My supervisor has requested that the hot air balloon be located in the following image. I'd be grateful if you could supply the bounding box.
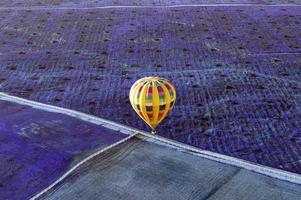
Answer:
[129,77,176,134]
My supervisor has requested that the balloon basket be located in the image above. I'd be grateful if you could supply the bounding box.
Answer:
[151,130,157,135]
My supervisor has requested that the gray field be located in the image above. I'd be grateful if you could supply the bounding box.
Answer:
[40,137,301,200]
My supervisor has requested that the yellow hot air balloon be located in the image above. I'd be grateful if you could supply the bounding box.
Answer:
[129,77,176,134]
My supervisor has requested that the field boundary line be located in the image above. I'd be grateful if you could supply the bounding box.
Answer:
[0,4,300,10]
[1,92,301,188]
[29,133,138,200]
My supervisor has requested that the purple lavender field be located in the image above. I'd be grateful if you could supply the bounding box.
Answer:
[0,0,301,179]
[0,100,126,199]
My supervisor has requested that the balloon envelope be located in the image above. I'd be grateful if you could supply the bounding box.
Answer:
[129,77,176,132]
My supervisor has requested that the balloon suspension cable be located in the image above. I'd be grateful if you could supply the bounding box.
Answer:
[151,129,157,135]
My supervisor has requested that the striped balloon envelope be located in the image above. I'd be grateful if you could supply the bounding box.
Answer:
[129,77,176,134]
